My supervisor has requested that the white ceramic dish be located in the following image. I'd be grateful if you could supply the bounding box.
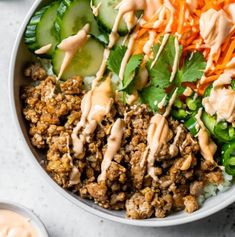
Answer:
[9,0,235,227]
[0,201,48,236]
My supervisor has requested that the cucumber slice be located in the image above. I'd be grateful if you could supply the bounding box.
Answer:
[92,0,129,36]
[55,0,100,40]
[52,37,104,80]
[201,111,216,135]
[24,1,60,58]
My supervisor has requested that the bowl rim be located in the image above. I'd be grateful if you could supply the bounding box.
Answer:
[0,200,48,236]
[8,0,235,227]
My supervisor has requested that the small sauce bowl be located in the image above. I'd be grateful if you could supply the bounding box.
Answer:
[0,201,48,237]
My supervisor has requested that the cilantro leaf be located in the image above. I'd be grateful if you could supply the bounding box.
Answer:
[107,45,127,75]
[177,52,206,84]
[148,36,182,89]
[140,86,167,111]
[120,54,144,91]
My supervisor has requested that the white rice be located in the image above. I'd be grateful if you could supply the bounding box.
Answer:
[198,166,233,206]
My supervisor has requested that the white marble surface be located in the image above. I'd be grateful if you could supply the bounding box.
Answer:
[0,0,235,236]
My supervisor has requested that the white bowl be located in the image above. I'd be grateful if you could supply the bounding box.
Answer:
[9,0,235,227]
[0,201,48,236]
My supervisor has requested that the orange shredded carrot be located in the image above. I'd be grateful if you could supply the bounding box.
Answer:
[213,39,235,71]
[202,75,220,84]
[197,76,219,95]
[177,0,186,35]
[132,0,234,90]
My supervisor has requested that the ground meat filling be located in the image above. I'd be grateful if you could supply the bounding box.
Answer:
[22,64,224,219]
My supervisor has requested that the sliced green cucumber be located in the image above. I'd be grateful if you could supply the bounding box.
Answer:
[24,1,60,57]
[55,0,100,40]
[52,37,104,80]
[201,111,216,136]
[92,0,129,36]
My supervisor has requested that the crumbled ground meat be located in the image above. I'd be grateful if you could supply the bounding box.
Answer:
[126,192,154,219]
[183,195,199,213]
[22,64,224,219]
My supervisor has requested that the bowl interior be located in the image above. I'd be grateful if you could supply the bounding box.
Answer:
[10,0,235,227]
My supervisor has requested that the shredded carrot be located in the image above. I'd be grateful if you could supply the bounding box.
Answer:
[133,0,235,90]
[201,75,220,84]
[220,39,235,65]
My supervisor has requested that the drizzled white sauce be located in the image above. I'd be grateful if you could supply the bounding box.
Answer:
[0,210,38,237]
[195,108,217,163]
[126,90,139,105]
[95,48,111,83]
[169,37,180,82]
[158,95,167,109]
[90,1,102,17]
[143,31,156,56]
[195,107,206,129]
[186,0,198,11]
[109,0,146,48]
[69,166,81,186]
[164,88,178,117]
[141,87,179,178]
[202,62,235,123]
[226,3,235,23]
[98,119,125,182]
[72,77,113,156]
[183,87,193,97]
[198,128,217,163]
[144,0,162,20]
[199,9,233,71]
[123,12,137,31]
[126,66,149,105]
[152,6,166,29]
[57,24,90,80]
[164,0,176,32]
[140,0,175,32]
[143,114,171,180]
[151,33,170,68]
[169,126,182,156]
[119,32,137,80]
[34,44,52,55]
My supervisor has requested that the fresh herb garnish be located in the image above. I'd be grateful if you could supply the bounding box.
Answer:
[107,45,127,75]
[141,36,206,111]
[140,86,167,111]
[107,35,206,112]
[148,36,182,89]
[176,52,206,84]
[120,54,144,92]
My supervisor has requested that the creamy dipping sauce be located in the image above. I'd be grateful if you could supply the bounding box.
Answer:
[0,210,38,237]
